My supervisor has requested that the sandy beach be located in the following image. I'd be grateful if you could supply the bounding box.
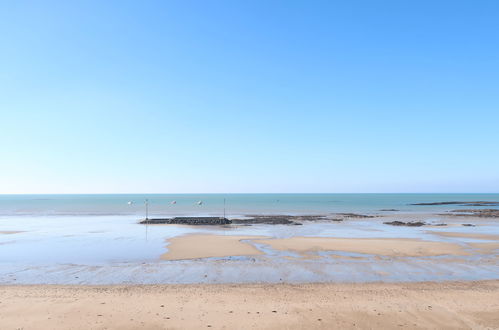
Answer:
[1,201,498,329]
[1,281,498,329]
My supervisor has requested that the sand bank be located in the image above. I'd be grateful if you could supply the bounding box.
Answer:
[161,234,268,260]
[0,231,23,235]
[1,281,498,329]
[259,237,468,257]
[428,231,499,240]
[469,242,499,254]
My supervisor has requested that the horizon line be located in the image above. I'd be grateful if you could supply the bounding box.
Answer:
[1,192,498,195]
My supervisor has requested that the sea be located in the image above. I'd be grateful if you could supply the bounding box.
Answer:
[1,193,498,217]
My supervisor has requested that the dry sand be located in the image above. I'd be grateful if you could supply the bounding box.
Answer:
[1,281,498,329]
[161,234,268,260]
[427,231,499,241]
[258,237,469,257]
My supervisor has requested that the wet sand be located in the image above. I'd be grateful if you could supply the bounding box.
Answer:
[0,231,23,235]
[469,242,499,254]
[161,234,471,261]
[2,213,499,284]
[427,231,499,241]
[258,237,469,257]
[161,234,268,260]
[1,281,498,329]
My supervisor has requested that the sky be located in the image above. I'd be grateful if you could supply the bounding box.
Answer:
[1,0,498,194]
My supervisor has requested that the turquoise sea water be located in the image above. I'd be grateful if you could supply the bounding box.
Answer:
[0,193,498,216]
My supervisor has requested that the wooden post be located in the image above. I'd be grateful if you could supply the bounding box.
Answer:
[145,199,149,241]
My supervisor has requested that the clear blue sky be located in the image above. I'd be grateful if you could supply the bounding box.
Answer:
[1,0,498,193]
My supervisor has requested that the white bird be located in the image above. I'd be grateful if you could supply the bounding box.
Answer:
[127,201,133,205]
[171,200,176,205]
[197,201,203,205]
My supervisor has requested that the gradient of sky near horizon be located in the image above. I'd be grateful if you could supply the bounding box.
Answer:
[1,0,498,194]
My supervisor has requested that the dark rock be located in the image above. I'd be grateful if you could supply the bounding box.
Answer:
[383,221,426,227]
[411,201,499,206]
[233,215,329,225]
[447,209,499,218]
[140,217,231,225]
[335,213,375,218]
[462,223,476,227]
[232,216,296,225]
[380,209,399,211]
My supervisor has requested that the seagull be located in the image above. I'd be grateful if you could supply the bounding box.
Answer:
[171,200,176,204]
[127,201,133,205]
[197,201,203,205]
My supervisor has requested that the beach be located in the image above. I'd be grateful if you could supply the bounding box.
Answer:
[1,194,499,329]
[1,281,498,329]
[4,0,499,327]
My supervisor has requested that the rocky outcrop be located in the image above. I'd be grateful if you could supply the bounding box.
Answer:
[383,221,426,227]
[140,214,378,226]
[448,209,499,218]
[140,217,231,225]
[411,201,499,206]
[335,213,375,218]
[232,217,297,225]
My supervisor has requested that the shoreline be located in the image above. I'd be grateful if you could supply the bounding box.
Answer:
[1,278,498,288]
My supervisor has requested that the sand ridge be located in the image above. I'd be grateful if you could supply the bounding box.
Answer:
[161,234,269,260]
[0,231,24,235]
[258,236,469,257]
[469,242,499,254]
[162,234,471,260]
[427,231,499,241]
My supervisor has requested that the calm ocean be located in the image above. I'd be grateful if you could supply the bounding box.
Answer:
[0,193,498,217]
